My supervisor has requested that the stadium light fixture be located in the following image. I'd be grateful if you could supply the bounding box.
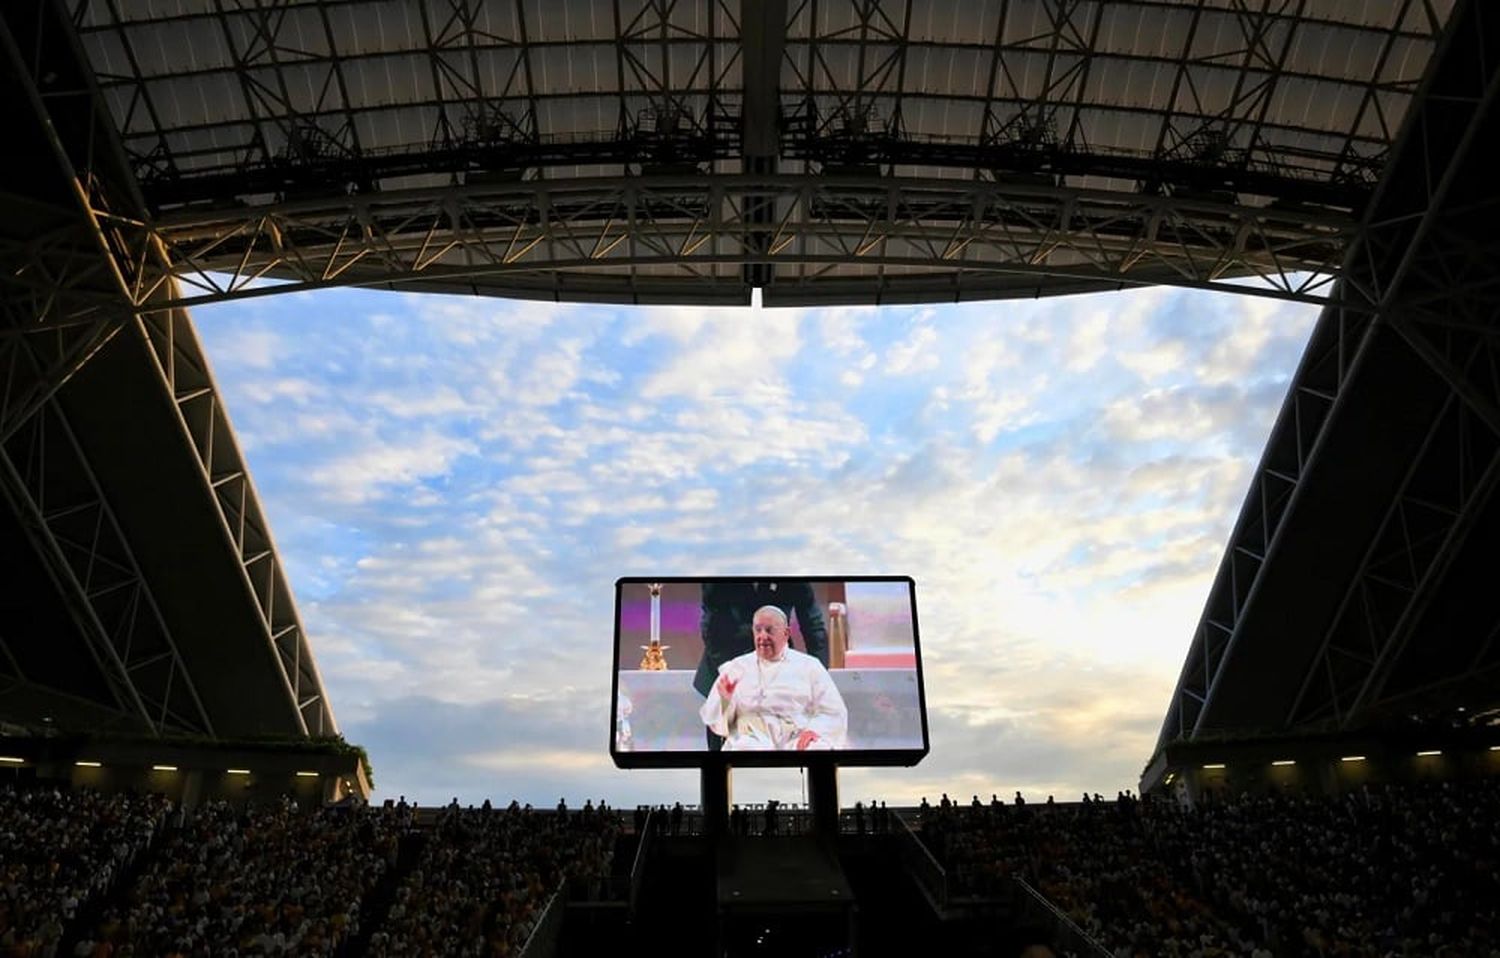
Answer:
[1416,750,1441,757]
[296,771,319,778]
[74,760,101,767]
[0,756,25,764]
[152,765,178,772]
[1490,745,1500,752]
[1201,763,1226,770]
[226,768,251,775]
[1271,760,1296,766]
[1341,755,1366,762]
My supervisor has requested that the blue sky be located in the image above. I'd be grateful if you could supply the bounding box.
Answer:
[192,285,1317,807]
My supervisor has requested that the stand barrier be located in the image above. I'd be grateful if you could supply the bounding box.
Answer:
[1011,878,1112,958]
[894,813,948,910]
[517,882,567,958]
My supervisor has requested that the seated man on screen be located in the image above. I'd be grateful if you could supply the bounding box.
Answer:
[699,606,848,751]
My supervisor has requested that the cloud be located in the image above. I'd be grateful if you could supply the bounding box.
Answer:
[191,284,1318,806]
[883,318,940,375]
[638,307,802,400]
[209,327,282,370]
[306,431,477,504]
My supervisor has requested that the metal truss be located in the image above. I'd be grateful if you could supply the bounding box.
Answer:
[1159,298,1372,742]
[74,0,1438,209]
[0,350,215,736]
[2,0,335,738]
[781,0,1403,205]
[0,200,133,333]
[0,319,121,444]
[34,172,1349,316]
[134,307,336,738]
[1287,386,1500,726]
[1160,0,1500,745]
[39,0,1443,309]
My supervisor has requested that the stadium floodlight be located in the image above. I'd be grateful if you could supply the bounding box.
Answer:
[296,771,319,778]
[152,765,178,772]
[1341,755,1366,762]
[74,760,101,767]
[1490,746,1500,752]
[0,756,25,764]
[1271,760,1296,766]
[1416,750,1441,757]
[226,768,251,775]
[1201,763,1226,770]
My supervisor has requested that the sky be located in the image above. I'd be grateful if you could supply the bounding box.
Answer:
[191,283,1318,808]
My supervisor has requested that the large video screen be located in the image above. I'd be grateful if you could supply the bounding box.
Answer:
[611,577,928,768]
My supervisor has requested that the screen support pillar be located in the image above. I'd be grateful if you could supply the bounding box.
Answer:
[807,764,839,836]
[701,764,731,838]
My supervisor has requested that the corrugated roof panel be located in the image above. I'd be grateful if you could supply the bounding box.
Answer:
[62,0,1454,222]
[915,0,1000,45]
[1380,34,1435,85]
[1097,4,1187,59]
[992,49,1051,101]
[80,25,129,80]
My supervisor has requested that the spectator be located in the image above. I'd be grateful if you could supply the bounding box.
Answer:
[0,786,171,958]
[917,779,1500,956]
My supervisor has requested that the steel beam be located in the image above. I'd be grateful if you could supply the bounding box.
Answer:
[31,172,1351,319]
[1159,0,1500,747]
[133,305,337,738]
[0,375,215,737]
[2,0,337,740]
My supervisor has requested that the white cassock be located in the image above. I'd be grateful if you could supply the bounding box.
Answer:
[699,647,848,750]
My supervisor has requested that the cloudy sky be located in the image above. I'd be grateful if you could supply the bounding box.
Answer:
[191,284,1317,807]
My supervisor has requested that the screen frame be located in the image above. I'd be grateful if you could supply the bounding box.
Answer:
[610,575,929,769]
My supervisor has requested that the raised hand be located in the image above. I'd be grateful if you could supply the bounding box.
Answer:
[717,671,740,700]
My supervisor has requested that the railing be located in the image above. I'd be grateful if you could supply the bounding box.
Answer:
[894,813,948,911]
[629,807,655,913]
[1011,878,1112,958]
[517,882,567,958]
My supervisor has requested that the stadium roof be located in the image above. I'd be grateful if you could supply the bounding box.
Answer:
[1158,0,1500,750]
[2,0,1497,759]
[23,0,1453,313]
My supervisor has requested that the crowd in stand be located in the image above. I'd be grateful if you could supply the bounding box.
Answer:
[366,799,618,958]
[10,775,1500,956]
[76,798,410,957]
[0,784,620,958]
[917,780,1500,957]
[0,786,172,958]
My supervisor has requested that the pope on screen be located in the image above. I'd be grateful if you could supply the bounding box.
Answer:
[699,605,849,751]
